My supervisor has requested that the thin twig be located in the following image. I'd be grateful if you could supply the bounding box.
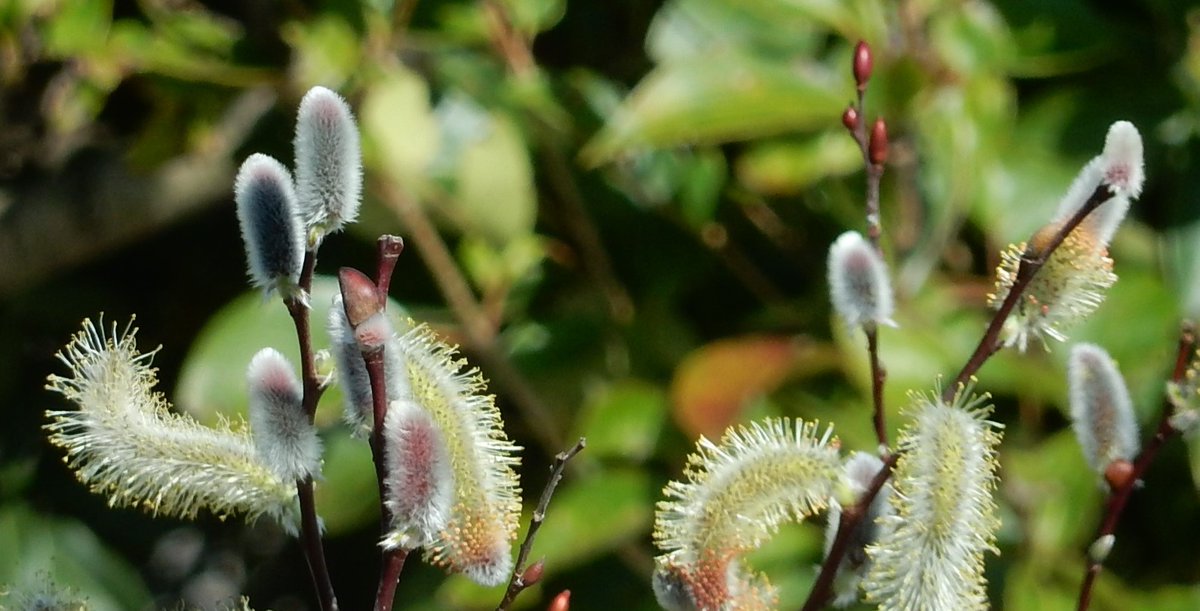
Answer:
[866,327,888,452]
[358,239,411,611]
[374,178,565,452]
[1076,323,1194,611]
[285,248,339,611]
[944,183,1114,401]
[801,453,899,611]
[496,438,588,611]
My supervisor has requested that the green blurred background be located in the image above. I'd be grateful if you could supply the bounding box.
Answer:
[1,0,1199,609]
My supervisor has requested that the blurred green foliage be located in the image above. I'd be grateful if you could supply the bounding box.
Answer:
[2,0,1200,609]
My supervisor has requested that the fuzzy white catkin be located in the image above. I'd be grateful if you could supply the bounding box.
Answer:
[381,399,454,550]
[1068,343,1140,477]
[45,319,297,529]
[824,452,892,608]
[294,86,362,237]
[247,348,322,481]
[1054,121,1145,246]
[234,154,304,295]
[828,231,896,329]
[326,296,411,436]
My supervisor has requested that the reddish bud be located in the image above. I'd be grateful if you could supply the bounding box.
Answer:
[842,105,859,133]
[547,590,571,611]
[520,558,545,587]
[1104,459,1135,491]
[338,267,383,327]
[868,118,888,166]
[853,40,873,89]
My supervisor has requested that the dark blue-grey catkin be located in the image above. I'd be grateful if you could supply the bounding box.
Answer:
[234,154,304,294]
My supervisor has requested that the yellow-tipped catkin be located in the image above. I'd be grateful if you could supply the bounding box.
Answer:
[652,418,841,610]
[989,224,1116,352]
[393,323,522,586]
[45,319,297,529]
[864,382,1002,611]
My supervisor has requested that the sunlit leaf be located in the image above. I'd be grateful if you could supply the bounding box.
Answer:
[583,57,844,165]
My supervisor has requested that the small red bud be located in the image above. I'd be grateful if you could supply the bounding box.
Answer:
[868,118,888,166]
[841,105,859,133]
[338,267,383,327]
[1104,459,1135,491]
[520,558,545,587]
[853,40,873,90]
[547,590,571,611]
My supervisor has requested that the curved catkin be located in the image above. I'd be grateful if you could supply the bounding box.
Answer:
[234,154,304,296]
[393,323,522,586]
[827,231,895,329]
[294,86,362,238]
[864,383,1002,611]
[652,418,841,610]
[45,319,297,530]
[1068,343,1140,477]
[246,348,322,481]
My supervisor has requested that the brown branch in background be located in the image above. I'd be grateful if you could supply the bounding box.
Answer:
[285,249,339,611]
[800,453,899,611]
[374,178,564,452]
[1075,323,1195,611]
[0,87,277,297]
[944,183,1114,401]
[496,438,587,611]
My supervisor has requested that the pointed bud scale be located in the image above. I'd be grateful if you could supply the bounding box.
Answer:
[547,590,571,611]
[853,41,873,90]
[864,382,1002,611]
[247,348,322,481]
[868,118,888,166]
[294,86,362,238]
[45,319,297,529]
[521,558,545,587]
[327,297,410,437]
[989,224,1115,352]
[828,231,896,329]
[338,267,383,328]
[653,418,841,610]
[381,399,453,549]
[1068,344,1140,481]
[235,154,304,297]
[1054,121,1145,246]
[842,105,860,133]
[1088,534,1116,564]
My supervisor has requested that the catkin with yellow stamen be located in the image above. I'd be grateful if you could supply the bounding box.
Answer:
[392,323,522,586]
[652,418,841,610]
[863,382,1002,611]
[45,319,297,529]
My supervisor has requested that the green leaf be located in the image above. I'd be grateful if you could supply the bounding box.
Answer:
[583,56,844,165]
[281,15,362,90]
[362,66,441,187]
[43,0,112,57]
[526,468,653,569]
[313,434,380,536]
[451,113,537,246]
[734,131,860,195]
[575,379,668,461]
[0,503,151,611]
